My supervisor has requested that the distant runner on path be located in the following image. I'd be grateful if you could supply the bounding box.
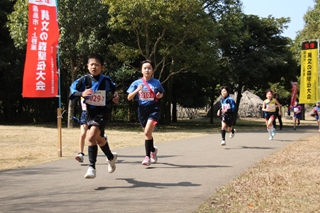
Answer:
[262,90,281,140]
[216,86,236,146]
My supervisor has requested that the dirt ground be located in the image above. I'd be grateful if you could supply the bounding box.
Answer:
[0,115,317,171]
[0,124,209,171]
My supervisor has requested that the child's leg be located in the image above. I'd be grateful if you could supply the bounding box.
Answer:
[267,117,274,129]
[221,121,227,140]
[144,119,156,153]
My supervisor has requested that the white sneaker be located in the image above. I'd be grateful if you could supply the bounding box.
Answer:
[150,146,158,163]
[221,140,226,146]
[75,153,84,163]
[84,167,96,179]
[229,129,236,139]
[271,129,276,137]
[142,156,150,166]
[107,152,117,173]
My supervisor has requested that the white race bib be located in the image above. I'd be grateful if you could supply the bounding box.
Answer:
[86,90,106,106]
[139,89,154,101]
[267,104,275,111]
[222,104,230,110]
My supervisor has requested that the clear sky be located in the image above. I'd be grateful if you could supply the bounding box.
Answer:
[241,0,316,39]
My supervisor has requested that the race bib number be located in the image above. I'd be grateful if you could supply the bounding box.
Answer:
[222,104,230,110]
[86,90,106,106]
[139,89,154,101]
[266,104,275,111]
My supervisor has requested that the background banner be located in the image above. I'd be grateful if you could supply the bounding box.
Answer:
[290,82,298,108]
[22,0,59,98]
[299,41,319,104]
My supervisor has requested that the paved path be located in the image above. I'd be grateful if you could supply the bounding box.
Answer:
[0,126,317,213]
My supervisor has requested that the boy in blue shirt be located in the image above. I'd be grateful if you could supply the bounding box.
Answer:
[69,53,119,179]
[217,86,236,146]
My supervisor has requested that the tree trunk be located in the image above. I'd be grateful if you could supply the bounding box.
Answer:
[172,101,177,123]
[67,66,78,128]
[234,84,243,126]
[210,87,215,124]
[171,77,177,123]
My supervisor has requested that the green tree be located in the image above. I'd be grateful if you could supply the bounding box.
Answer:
[105,0,218,124]
[293,1,317,65]
[216,13,297,119]
[1,0,27,123]
[204,0,243,124]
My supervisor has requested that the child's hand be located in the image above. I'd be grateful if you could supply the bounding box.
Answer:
[137,84,144,91]
[112,91,119,104]
[82,88,94,97]
[156,92,163,99]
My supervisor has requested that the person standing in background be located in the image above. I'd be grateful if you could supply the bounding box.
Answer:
[272,93,283,130]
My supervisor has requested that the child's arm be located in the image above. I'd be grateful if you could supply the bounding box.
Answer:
[276,100,281,115]
[262,101,266,111]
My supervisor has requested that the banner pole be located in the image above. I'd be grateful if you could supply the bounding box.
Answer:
[57,108,62,157]
[56,0,62,157]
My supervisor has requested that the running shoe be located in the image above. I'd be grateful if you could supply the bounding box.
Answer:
[271,129,276,137]
[107,152,117,173]
[84,166,96,179]
[229,129,236,139]
[269,135,273,140]
[221,140,226,146]
[75,153,84,163]
[150,146,158,163]
[142,156,150,166]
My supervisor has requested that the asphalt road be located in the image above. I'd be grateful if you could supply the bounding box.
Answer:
[0,125,317,213]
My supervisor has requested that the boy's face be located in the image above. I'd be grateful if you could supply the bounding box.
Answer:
[266,92,272,99]
[221,88,228,97]
[87,58,104,76]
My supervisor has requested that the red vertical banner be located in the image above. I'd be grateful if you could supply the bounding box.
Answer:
[290,82,298,108]
[22,0,59,98]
